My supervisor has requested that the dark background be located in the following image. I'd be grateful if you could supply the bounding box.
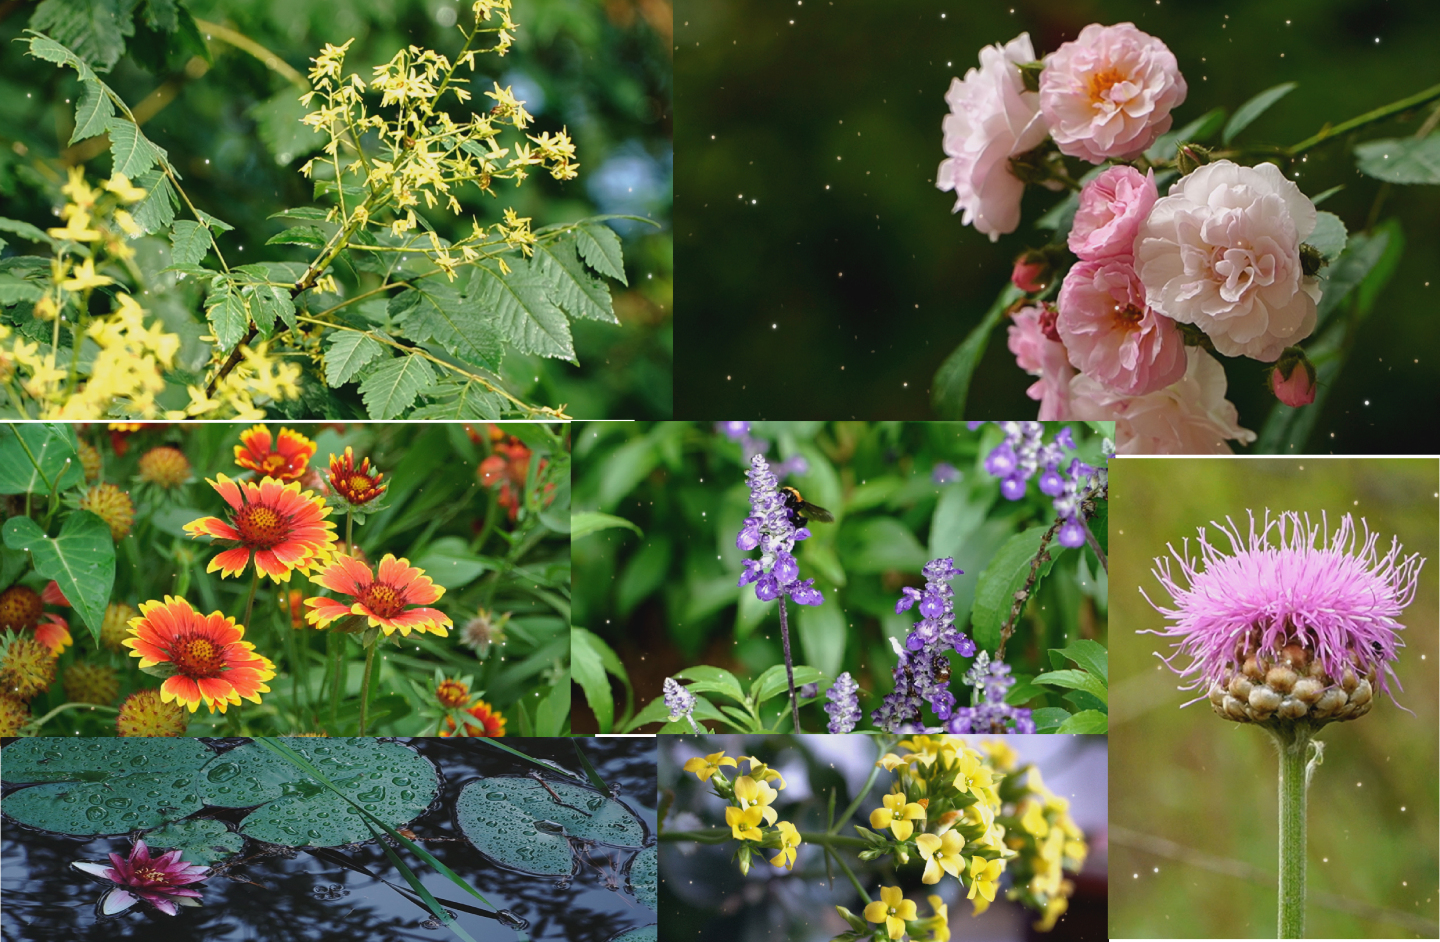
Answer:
[675,0,1440,449]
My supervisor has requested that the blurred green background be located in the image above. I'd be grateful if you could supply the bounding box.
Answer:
[1109,457,1439,937]
[0,0,672,418]
[674,0,1439,446]
[571,420,1109,733]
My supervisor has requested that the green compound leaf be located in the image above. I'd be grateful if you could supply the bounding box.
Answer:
[534,235,618,324]
[70,77,115,144]
[1354,134,1440,184]
[473,260,576,362]
[1222,82,1298,144]
[245,283,298,336]
[3,511,114,643]
[216,739,440,847]
[323,330,384,387]
[969,525,1059,653]
[144,818,245,865]
[29,1,134,73]
[392,277,503,371]
[131,169,178,233]
[169,219,210,267]
[204,279,250,353]
[408,380,508,420]
[628,845,657,911]
[575,220,627,285]
[105,117,166,179]
[359,354,437,419]
[0,423,84,495]
[456,775,644,875]
[265,225,328,248]
[0,738,211,835]
[249,90,327,167]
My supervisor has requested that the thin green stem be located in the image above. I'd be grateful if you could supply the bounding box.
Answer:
[829,745,890,836]
[240,567,261,628]
[23,701,119,731]
[828,846,874,907]
[777,596,801,733]
[358,640,379,735]
[346,511,354,555]
[282,600,303,725]
[657,830,870,851]
[1269,722,1316,938]
[1288,82,1440,156]
[325,630,342,730]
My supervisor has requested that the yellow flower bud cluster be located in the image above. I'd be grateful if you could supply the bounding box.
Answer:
[681,750,804,874]
[998,764,1088,931]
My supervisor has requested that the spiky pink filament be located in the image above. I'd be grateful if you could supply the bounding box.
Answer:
[1141,510,1423,706]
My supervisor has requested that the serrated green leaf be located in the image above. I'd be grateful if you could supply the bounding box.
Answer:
[69,77,114,144]
[1223,82,1298,144]
[535,236,618,323]
[195,210,233,233]
[932,283,1023,419]
[324,330,383,386]
[204,282,249,352]
[130,169,177,233]
[27,34,78,67]
[249,283,297,335]
[105,117,165,178]
[30,1,134,72]
[575,220,628,284]
[407,380,508,419]
[0,217,57,248]
[1354,134,1440,184]
[249,89,326,166]
[3,511,114,642]
[395,278,503,371]
[142,0,177,32]
[169,219,209,266]
[472,259,575,361]
[0,274,44,305]
[359,354,436,419]
[265,225,327,248]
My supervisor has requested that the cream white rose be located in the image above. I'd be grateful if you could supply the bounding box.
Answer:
[1136,160,1320,362]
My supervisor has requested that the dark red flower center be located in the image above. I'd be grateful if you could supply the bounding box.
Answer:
[360,583,404,619]
[171,636,227,679]
[235,503,287,548]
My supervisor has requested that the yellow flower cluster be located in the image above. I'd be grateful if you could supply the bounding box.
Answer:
[297,0,576,281]
[682,750,804,874]
[998,762,1088,931]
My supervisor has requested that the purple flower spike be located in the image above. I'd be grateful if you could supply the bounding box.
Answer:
[984,442,1018,477]
[1058,519,1088,548]
[825,672,861,733]
[945,651,1034,733]
[736,454,825,607]
[1143,511,1425,711]
[896,587,922,614]
[873,556,972,732]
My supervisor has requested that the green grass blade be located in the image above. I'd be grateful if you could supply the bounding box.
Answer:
[571,741,610,793]
[363,817,479,942]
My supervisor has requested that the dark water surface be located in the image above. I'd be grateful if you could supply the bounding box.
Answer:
[1,738,656,942]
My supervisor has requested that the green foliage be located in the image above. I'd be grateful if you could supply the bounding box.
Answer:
[3,511,115,643]
[1222,82,1299,143]
[629,845,657,911]
[143,817,244,865]
[1355,135,1440,184]
[455,775,643,875]
[930,284,1023,419]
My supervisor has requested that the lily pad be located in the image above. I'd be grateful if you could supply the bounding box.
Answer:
[222,739,440,847]
[456,776,644,876]
[1,739,211,836]
[607,926,657,942]
[628,845,656,911]
[144,818,245,865]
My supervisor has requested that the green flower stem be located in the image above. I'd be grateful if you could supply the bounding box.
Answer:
[828,846,874,906]
[658,829,870,851]
[358,640,379,735]
[325,630,343,730]
[1269,722,1317,939]
[777,596,801,733]
[1288,82,1440,156]
[240,567,261,629]
[23,701,119,732]
[829,741,893,836]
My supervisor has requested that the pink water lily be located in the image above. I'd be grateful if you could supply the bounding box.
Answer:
[71,839,208,916]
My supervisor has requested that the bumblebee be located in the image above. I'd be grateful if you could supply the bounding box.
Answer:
[780,486,834,529]
[934,659,952,685]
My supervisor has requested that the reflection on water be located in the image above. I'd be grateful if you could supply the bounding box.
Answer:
[1,738,656,942]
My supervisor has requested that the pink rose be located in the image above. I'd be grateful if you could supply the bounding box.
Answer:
[1069,348,1256,454]
[1011,251,1050,293]
[1039,22,1187,163]
[1008,303,1074,419]
[1057,258,1186,395]
[1069,166,1157,261]
[1137,161,1319,362]
[1270,350,1317,407]
[937,33,1050,241]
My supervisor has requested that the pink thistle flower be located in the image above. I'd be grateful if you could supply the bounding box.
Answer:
[71,839,208,916]
[1142,511,1424,721]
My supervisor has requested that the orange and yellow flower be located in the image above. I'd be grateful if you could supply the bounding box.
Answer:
[184,474,335,582]
[234,426,316,482]
[328,447,386,507]
[435,677,474,709]
[122,596,276,713]
[304,554,452,637]
[34,613,73,654]
[440,699,506,737]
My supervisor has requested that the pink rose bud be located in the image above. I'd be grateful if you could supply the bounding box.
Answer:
[1270,348,1317,407]
[1011,250,1051,293]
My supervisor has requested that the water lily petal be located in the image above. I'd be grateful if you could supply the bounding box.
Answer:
[101,889,139,914]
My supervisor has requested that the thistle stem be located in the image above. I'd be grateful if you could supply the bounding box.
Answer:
[1271,722,1316,938]
[358,641,378,735]
[777,596,801,733]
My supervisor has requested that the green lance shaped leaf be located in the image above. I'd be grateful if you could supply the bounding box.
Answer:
[1032,668,1108,707]
[105,117,166,179]
[751,664,825,705]
[629,846,657,911]
[456,775,644,875]
[1051,639,1108,685]
[0,217,57,249]
[0,423,84,495]
[3,511,114,642]
[571,511,643,540]
[324,330,385,387]
[1145,105,1227,161]
[533,235,619,324]
[204,278,250,352]
[1055,709,1109,733]
[265,225,328,248]
[1354,134,1440,184]
[472,259,576,361]
[575,220,628,284]
[169,219,210,267]
[359,354,437,419]
[969,524,1059,652]
[70,77,115,144]
[391,277,504,371]
[932,283,1024,419]
[1222,82,1298,144]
